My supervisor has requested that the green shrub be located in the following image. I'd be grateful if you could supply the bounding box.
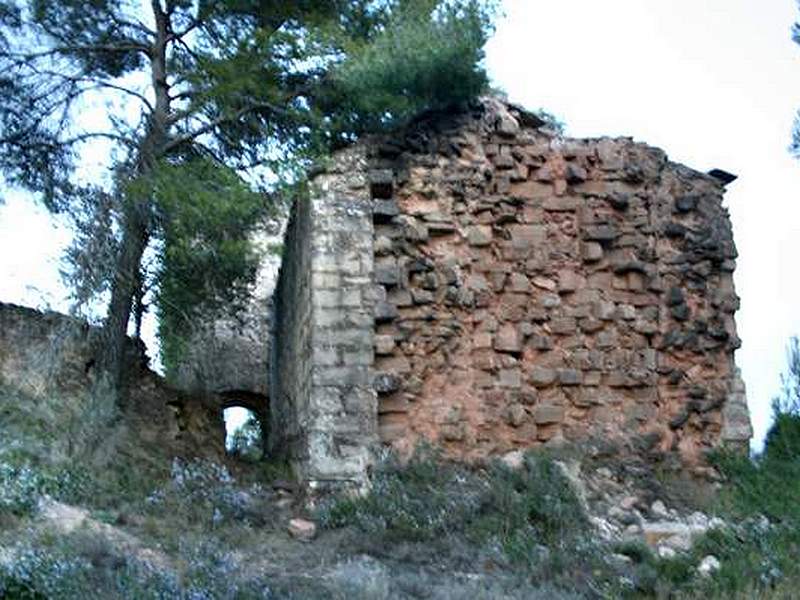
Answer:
[764,412,800,463]
[0,533,273,599]
[764,337,800,463]
[318,447,592,578]
[318,446,485,542]
[0,463,45,518]
[0,461,89,519]
[471,455,589,550]
[329,0,498,134]
[0,546,94,600]
[671,340,800,599]
[143,458,273,531]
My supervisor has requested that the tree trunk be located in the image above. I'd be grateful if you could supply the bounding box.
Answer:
[98,0,170,402]
[133,265,145,341]
[99,206,149,401]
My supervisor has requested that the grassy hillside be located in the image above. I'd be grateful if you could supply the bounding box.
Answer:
[1,308,799,598]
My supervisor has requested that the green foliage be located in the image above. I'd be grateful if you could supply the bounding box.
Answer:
[0,463,47,517]
[0,0,500,380]
[148,159,267,374]
[626,347,800,599]
[328,0,498,134]
[143,458,274,530]
[319,447,590,561]
[228,413,264,462]
[709,338,800,522]
[0,533,274,599]
[0,546,93,600]
[0,459,89,520]
[474,455,589,550]
[764,337,800,462]
[319,446,481,541]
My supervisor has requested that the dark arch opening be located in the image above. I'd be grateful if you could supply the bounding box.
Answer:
[219,391,268,462]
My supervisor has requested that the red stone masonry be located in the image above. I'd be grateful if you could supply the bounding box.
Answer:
[368,98,752,466]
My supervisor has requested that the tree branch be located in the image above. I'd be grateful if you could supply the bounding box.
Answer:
[2,42,151,62]
[0,130,138,150]
[162,102,285,152]
[17,66,155,113]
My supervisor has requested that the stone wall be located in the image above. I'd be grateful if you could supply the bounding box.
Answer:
[369,98,751,466]
[170,225,281,405]
[270,147,378,490]
[0,302,226,461]
[271,97,752,485]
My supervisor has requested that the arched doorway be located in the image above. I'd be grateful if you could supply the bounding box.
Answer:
[219,391,268,462]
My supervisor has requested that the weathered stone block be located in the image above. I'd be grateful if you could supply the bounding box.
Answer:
[467,225,493,246]
[558,369,582,386]
[388,289,413,308]
[675,195,698,213]
[374,335,395,355]
[466,273,490,293]
[533,405,565,425]
[583,371,602,386]
[565,163,588,183]
[374,373,402,394]
[494,324,522,354]
[472,349,498,371]
[618,304,636,320]
[375,259,399,287]
[509,273,531,293]
[582,242,604,262]
[583,224,619,242]
[411,289,434,305]
[373,200,399,222]
[540,293,561,309]
[506,403,527,427]
[532,276,557,291]
[671,304,691,321]
[529,334,554,351]
[344,348,373,366]
[511,224,546,249]
[594,301,616,321]
[510,180,552,200]
[550,317,577,335]
[608,192,631,211]
[473,332,493,349]
[579,318,604,333]
[375,301,399,322]
[530,367,557,387]
[544,197,579,211]
[558,270,582,293]
[499,368,522,389]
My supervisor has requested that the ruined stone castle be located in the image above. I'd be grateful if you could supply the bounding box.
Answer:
[180,98,753,490]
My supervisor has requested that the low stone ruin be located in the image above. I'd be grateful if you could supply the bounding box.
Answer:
[268,97,752,490]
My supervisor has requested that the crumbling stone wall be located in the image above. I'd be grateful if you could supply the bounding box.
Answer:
[272,98,752,485]
[369,99,751,465]
[170,225,281,404]
[270,147,378,490]
[0,302,225,460]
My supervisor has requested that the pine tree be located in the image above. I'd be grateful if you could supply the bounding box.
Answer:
[0,0,497,397]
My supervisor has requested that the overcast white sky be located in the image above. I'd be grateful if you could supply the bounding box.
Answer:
[1,0,798,448]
